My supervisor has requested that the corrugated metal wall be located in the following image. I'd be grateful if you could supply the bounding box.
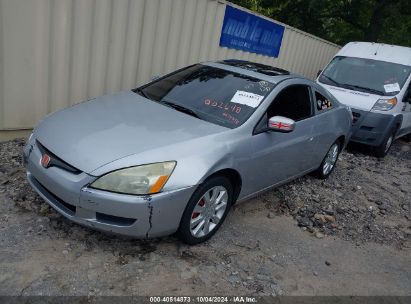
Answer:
[0,0,340,132]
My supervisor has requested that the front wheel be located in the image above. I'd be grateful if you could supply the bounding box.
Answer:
[402,133,411,142]
[312,141,341,179]
[177,176,233,245]
[374,128,396,158]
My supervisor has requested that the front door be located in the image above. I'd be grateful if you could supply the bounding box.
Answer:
[248,84,317,191]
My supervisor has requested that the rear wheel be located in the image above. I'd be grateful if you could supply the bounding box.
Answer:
[177,176,233,245]
[374,127,396,158]
[312,141,341,179]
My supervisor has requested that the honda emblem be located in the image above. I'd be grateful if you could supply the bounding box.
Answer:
[41,154,51,168]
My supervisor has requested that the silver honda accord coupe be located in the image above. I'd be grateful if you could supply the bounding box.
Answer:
[24,60,352,244]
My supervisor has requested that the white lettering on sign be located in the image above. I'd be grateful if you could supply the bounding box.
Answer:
[230,90,264,108]
[384,83,400,93]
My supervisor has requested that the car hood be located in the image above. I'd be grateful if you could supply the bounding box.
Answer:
[318,83,381,111]
[34,91,226,174]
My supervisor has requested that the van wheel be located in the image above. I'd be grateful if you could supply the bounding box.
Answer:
[177,176,233,245]
[402,133,411,142]
[312,141,341,179]
[374,128,396,158]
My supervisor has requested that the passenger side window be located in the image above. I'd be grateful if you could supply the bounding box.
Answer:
[267,85,312,121]
[315,91,333,111]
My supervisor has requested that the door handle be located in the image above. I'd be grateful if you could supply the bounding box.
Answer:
[308,137,314,141]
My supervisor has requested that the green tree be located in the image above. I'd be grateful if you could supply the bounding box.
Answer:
[230,0,411,47]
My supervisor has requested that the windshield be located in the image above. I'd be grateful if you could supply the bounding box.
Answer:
[319,56,411,96]
[133,64,275,128]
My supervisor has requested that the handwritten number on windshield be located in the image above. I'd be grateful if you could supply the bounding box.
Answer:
[204,99,241,114]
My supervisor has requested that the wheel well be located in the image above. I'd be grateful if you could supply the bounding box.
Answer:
[337,135,345,150]
[393,115,403,134]
[395,122,401,134]
[204,169,242,203]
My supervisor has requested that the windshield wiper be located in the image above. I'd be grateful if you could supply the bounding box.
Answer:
[321,74,385,95]
[342,84,385,96]
[160,99,200,119]
[133,88,151,99]
[321,74,340,86]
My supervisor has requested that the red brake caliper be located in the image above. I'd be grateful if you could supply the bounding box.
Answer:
[192,199,205,219]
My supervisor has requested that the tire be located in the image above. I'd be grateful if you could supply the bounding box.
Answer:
[177,176,233,245]
[401,132,411,142]
[312,140,341,179]
[373,127,396,158]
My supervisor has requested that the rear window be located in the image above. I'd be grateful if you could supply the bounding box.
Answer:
[135,64,275,128]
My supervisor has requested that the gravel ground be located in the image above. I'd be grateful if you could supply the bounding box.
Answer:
[0,138,410,296]
[274,142,411,248]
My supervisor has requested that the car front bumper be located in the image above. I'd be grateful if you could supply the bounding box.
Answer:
[24,139,196,238]
[350,109,398,147]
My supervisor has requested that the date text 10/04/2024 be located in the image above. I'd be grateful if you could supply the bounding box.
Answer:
[149,296,258,303]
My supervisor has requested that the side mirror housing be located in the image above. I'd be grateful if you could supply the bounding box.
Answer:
[317,70,322,78]
[268,116,296,133]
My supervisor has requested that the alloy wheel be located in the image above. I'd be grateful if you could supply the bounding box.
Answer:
[190,186,228,238]
[322,143,339,175]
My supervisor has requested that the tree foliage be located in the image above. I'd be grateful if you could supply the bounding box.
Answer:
[230,0,411,47]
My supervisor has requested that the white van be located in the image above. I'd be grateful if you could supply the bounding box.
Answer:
[317,42,411,157]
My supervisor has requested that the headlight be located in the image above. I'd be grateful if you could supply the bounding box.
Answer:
[372,97,397,111]
[90,161,176,195]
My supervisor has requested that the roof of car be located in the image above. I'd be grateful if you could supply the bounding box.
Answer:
[337,42,411,66]
[218,59,290,76]
[204,60,299,84]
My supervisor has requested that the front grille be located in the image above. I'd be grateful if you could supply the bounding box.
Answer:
[36,141,82,174]
[31,176,76,216]
[360,126,374,131]
[32,175,136,227]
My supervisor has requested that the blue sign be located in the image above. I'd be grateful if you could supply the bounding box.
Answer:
[219,6,285,58]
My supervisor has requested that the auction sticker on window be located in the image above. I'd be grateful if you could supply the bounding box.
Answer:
[384,83,400,93]
[230,91,264,108]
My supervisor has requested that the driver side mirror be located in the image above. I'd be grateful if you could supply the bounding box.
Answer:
[268,116,296,133]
